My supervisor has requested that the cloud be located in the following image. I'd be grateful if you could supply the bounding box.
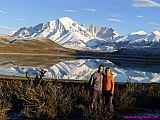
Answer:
[64,9,77,13]
[107,17,122,23]
[0,9,7,14]
[64,8,97,13]
[137,15,144,18]
[133,0,160,7]
[82,8,96,12]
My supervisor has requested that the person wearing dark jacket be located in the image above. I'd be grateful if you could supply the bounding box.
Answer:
[89,64,104,110]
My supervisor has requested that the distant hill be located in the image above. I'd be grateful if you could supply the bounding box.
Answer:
[0,36,76,67]
[0,36,74,54]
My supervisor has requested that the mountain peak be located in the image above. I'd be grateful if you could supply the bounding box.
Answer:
[58,16,75,25]
[152,31,160,36]
[59,16,74,22]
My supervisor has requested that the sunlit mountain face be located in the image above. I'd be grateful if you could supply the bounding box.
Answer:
[13,17,160,50]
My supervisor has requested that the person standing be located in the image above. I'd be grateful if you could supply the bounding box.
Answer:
[103,67,115,112]
[89,64,104,110]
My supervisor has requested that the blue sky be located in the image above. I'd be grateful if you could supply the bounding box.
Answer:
[0,0,160,35]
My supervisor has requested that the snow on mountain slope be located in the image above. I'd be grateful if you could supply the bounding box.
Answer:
[87,25,116,40]
[126,31,147,42]
[115,30,160,46]
[57,32,88,48]
[130,31,147,36]
[115,31,147,43]
[86,38,106,48]
[13,17,118,49]
[12,16,160,49]
[13,17,94,49]
[147,31,160,42]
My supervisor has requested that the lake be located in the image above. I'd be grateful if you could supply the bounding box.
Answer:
[0,56,160,83]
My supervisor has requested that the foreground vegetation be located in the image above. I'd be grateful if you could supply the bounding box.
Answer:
[0,79,160,120]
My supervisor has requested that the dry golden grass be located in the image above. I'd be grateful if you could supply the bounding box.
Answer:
[0,36,74,54]
[0,78,160,120]
[0,79,116,120]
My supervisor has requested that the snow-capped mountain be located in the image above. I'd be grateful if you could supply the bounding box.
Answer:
[115,30,160,47]
[12,16,160,49]
[13,17,91,48]
[86,25,117,40]
[13,17,117,50]
[148,31,160,43]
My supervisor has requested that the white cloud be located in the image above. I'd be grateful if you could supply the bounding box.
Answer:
[0,9,7,14]
[64,9,77,13]
[64,8,97,13]
[137,15,144,18]
[82,8,96,12]
[133,0,160,7]
[107,17,122,23]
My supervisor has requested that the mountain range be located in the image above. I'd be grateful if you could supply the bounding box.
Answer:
[12,16,160,50]
[12,17,118,50]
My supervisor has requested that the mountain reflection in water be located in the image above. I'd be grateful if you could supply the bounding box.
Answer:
[0,58,160,83]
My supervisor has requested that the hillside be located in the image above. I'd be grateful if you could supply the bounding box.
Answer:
[0,36,74,53]
[0,36,75,67]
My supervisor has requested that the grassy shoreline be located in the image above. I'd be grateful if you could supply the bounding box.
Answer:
[0,78,160,120]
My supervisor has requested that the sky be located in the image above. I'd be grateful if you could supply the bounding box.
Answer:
[0,0,160,35]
